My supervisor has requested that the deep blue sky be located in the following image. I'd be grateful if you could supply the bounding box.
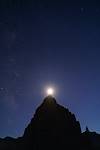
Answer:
[0,0,100,137]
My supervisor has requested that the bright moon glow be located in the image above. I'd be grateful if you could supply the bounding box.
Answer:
[47,88,54,95]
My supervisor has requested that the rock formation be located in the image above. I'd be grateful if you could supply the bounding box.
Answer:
[0,95,99,150]
[23,96,82,149]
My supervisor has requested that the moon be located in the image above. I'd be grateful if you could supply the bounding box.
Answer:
[47,88,54,96]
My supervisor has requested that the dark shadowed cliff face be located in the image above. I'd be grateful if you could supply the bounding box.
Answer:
[0,96,99,150]
[23,96,82,149]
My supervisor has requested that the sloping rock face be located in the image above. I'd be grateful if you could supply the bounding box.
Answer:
[23,96,82,150]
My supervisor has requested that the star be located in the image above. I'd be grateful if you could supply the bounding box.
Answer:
[80,7,84,13]
[0,87,4,91]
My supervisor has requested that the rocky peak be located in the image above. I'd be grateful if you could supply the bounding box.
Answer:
[23,96,82,150]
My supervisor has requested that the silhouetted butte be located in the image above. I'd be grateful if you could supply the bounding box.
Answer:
[23,96,82,150]
[0,96,100,150]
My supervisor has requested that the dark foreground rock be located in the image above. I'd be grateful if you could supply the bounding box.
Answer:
[0,96,100,149]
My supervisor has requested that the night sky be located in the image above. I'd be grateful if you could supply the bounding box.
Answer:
[0,0,100,137]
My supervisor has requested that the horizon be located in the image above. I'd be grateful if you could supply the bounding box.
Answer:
[0,94,99,138]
